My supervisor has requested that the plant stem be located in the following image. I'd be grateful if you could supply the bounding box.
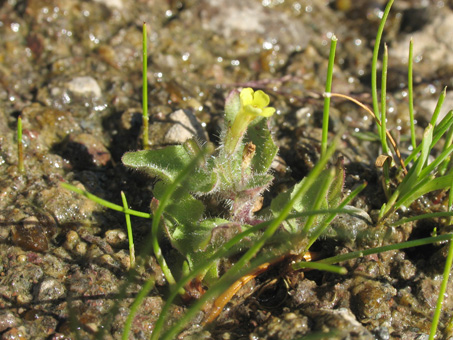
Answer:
[292,261,347,274]
[306,182,367,249]
[429,239,453,340]
[142,22,149,150]
[17,115,24,173]
[122,277,154,340]
[61,182,151,219]
[380,44,389,155]
[319,234,453,265]
[121,191,135,268]
[321,35,337,156]
[408,38,416,149]
[430,86,447,127]
[371,0,394,132]
[302,167,334,235]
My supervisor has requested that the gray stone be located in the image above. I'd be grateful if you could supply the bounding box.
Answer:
[164,109,208,144]
[66,76,102,98]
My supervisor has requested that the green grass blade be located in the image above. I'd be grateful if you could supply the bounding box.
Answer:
[302,167,335,234]
[430,86,447,127]
[95,268,141,340]
[282,207,365,222]
[392,211,453,227]
[61,182,151,219]
[292,260,347,274]
[17,115,24,173]
[449,174,453,225]
[395,172,453,211]
[419,143,453,180]
[439,116,453,176]
[121,191,135,268]
[429,239,453,340]
[380,44,389,154]
[321,35,337,156]
[414,124,433,178]
[306,182,367,249]
[397,124,433,200]
[122,277,154,340]
[142,22,149,150]
[319,234,453,265]
[408,38,416,149]
[405,109,453,166]
[371,0,395,124]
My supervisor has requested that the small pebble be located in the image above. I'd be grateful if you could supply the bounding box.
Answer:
[12,217,49,252]
[105,229,127,247]
[0,311,19,332]
[66,76,102,98]
[64,230,79,250]
[37,278,66,301]
[163,109,207,144]
[2,326,27,340]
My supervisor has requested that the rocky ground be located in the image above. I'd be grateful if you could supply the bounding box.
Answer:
[1,0,453,339]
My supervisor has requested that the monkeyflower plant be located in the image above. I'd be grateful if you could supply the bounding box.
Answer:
[122,88,344,286]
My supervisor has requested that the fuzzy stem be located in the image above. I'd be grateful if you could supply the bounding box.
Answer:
[223,111,253,155]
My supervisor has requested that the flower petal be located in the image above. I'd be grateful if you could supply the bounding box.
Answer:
[243,105,262,117]
[240,88,254,106]
[253,90,270,108]
[261,107,275,117]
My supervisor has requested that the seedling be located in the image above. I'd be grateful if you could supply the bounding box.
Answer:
[121,87,345,290]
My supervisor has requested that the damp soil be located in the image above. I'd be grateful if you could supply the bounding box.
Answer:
[1,0,453,339]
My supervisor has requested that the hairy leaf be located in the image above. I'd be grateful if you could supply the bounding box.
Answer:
[246,118,278,173]
[122,146,192,182]
[224,90,241,126]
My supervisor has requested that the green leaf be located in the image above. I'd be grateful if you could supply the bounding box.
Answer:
[171,218,228,253]
[171,218,242,283]
[122,146,192,182]
[224,90,241,126]
[405,111,453,166]
[153,182,205,227]
[396,172,453,210]
[246,118,278,173]
[243,173,273,192]
[399,124,433,198]
[187,168,219,194]
[415,124,433,177]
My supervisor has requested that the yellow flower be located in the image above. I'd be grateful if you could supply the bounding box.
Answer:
[239,88,275,119]
[224,88,275,154]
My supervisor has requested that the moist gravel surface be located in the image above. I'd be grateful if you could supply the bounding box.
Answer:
[1,0,453,339]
